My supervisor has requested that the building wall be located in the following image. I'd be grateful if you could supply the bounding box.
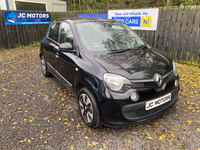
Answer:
[7,0,67,11]
[0,0,8,10]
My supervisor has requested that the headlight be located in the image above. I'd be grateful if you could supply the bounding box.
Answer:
[172,61,178,76]
[103,73,131,92]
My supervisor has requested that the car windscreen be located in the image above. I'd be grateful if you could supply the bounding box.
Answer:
[75,21,146,54]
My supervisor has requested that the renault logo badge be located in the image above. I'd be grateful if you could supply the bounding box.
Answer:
[154,73,163,87]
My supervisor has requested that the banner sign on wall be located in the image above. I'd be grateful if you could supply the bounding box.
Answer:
[108,8,159,30]
[78,14,108,18]
[4,11,51,25]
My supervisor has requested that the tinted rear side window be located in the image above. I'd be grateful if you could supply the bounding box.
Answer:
[48,22,60,42]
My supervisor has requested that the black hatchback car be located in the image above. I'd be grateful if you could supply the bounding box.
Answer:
[40,18,179,128]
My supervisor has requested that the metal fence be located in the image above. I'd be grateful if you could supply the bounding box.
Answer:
[0,7,200,65]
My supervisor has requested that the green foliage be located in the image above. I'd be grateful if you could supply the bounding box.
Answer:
[12,41,40,49]
[180,0,200,6]
[0,47,5,51]
[31,41,40,47]
[67,0,183,11]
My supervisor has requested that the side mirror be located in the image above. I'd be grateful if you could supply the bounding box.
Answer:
[59,42,73,51]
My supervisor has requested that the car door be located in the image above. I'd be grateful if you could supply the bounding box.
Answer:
[44,22,60,71]
[56,22,78,91]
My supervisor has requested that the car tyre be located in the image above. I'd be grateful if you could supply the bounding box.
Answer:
[40,55,52,77]
[78,87,100,128]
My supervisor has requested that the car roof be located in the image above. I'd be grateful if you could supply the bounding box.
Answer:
[54,17,117,23]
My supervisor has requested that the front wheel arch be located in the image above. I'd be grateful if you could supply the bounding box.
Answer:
[75,81,101,107]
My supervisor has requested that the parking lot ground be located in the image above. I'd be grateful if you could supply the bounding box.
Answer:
[0,46,200,150]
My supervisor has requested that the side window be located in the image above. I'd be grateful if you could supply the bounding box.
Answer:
[48,22,60,42]
[59,22,74,47]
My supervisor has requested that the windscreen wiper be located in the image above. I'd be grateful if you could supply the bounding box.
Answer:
[109,48,136,54]
[138,45,147,50]
[109,45,147,54]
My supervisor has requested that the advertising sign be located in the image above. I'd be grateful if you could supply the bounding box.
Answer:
[78,14,108,18]
[108,8,159,30]
[4,11,51,25]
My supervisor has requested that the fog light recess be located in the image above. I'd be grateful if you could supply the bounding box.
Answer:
[174,80,178,87]
[131,92,139,102]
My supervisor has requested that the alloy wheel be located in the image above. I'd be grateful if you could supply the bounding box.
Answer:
[41,57,46,75]
[79,93,94,123]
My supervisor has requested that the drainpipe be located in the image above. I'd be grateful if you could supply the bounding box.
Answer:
[5,0,10,10]
[66,1,68,11]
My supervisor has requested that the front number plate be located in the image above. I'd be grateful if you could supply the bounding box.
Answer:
[145,93,171,111]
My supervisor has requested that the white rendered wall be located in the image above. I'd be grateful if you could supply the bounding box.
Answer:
[0,0,7,10]
[8,0,67,11]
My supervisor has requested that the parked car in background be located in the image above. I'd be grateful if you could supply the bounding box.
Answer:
[39,18,179,128]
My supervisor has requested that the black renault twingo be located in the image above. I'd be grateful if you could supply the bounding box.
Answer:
[40,18,179,128]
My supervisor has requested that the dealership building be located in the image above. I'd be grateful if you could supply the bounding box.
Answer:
[0,0,67,12]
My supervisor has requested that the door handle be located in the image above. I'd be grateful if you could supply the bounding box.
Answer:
[55,52,59,58]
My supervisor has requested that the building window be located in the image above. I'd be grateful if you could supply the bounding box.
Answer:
[15,1,46,11]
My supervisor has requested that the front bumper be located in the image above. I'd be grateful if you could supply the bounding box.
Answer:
[122,87,178,122]
[99,81,179,127]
